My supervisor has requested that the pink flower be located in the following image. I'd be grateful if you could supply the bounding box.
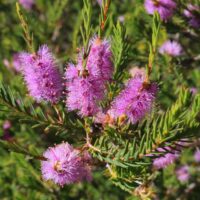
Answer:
[194,149,200,162]
[152,141,189,169]
[159,40,182,57]
[153,146,180,169]
[190,87,198,95]
[65,37,113,117]
[184,4,200,28]
[3,120,12,130]
[41,143,92,186]
[144,0,176,21]
[176,165,190,182]
[20,45,63,103]
[65,64,104,116]
[108,73,157,124]
[87,37,113,82]
[19,0,35,10]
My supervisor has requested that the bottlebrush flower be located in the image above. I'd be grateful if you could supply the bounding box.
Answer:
[194,149,200,162]
[144,0,176,21]
[159,40,182,56]
[20,45,63,103]
[65,64,104,116]
[41,142,92,186]
[184,4,200,28]
[87,37,113,82]
[19,0,35,10]
[153,146,180,169]
[108,73,157,124]
[176,165,190,182]
[65,37,113,116]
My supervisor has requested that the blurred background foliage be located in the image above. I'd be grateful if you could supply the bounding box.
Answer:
[0,0,200,199]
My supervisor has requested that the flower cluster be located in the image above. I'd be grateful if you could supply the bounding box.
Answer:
[41,142,92,186]
[20,45,63,103]
[159,40,182,57]
[65,37,113,116]
[108,73,157,124]
[144,1,200,29]
[17,37,159,186]
[144,0,176,21]
[184,4,200,28]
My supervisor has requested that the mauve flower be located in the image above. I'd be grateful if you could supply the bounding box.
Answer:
[153,146,180,169]
[194,149,200,162]
[20,45,63,103]
[184,4,200,28]
[19,0,35,10]
[65,65,104,116]
[144,0,176,21]
[3,120,12,130]
[41,142,92,186]
[152,141,189,169]
[87,37,113,82]
[108,73,157,124]
[65,37,113,116]
[176,165,190,182]
[190,87,198,95]
[159,40,182,57]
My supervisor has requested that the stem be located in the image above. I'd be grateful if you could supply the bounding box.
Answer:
[106,163,117,178]
[53,104,63,124]
[145,49,156,84]
[84,119,101,152]
[16,3,34,53]
[99,0,111,38]
[145,13,160,84]
[86,132,101,152]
